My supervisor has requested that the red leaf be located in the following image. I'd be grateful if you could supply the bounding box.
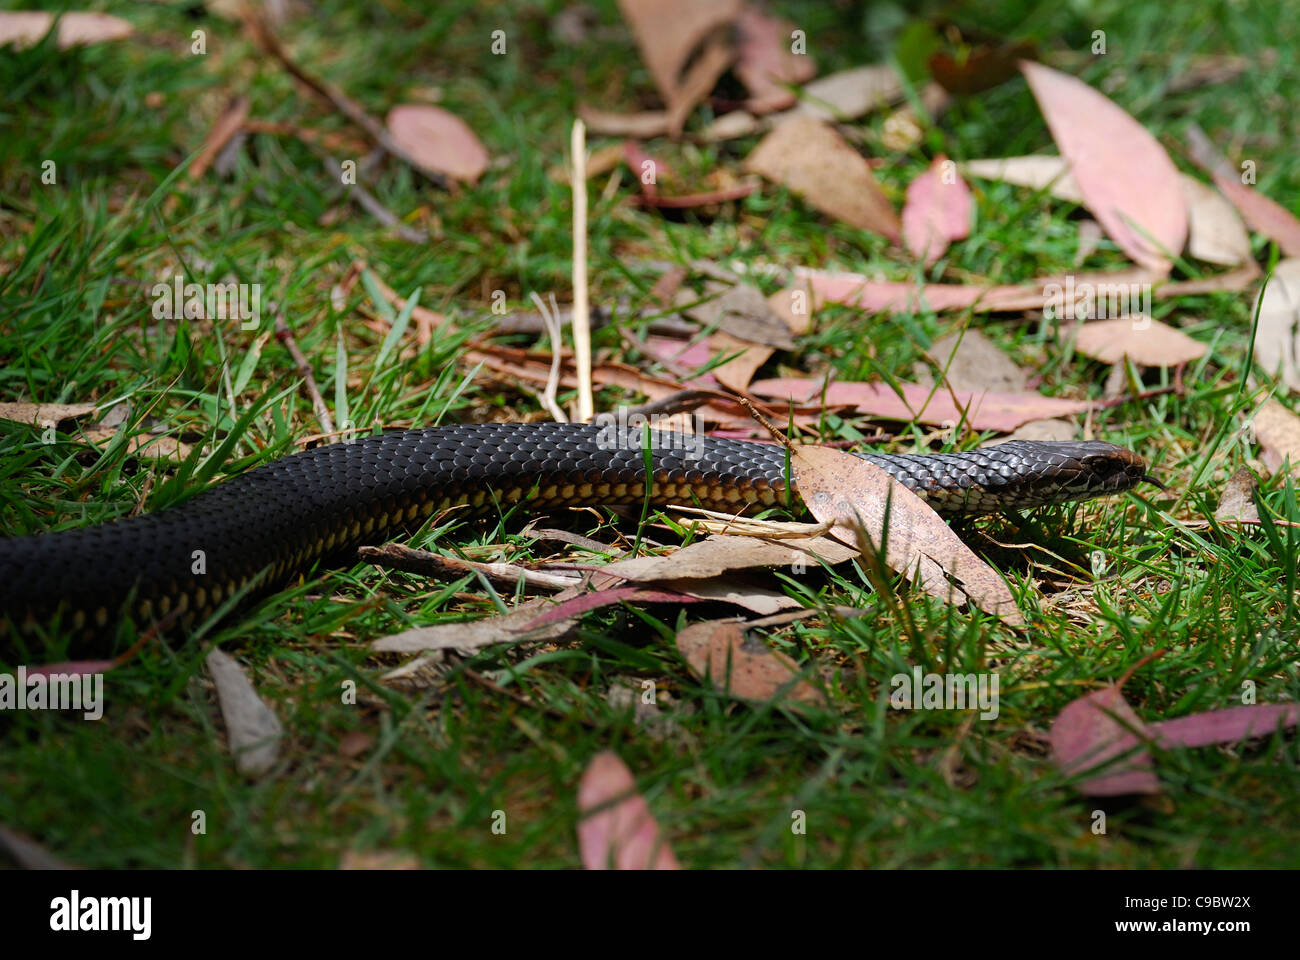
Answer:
[1049,686,1161,796]
[1151,702,1299,749]
[577,751,680,869]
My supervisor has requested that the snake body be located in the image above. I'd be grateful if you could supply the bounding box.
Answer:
[0,422,1148,654]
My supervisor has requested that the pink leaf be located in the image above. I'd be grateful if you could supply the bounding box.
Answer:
[1049,686,1161,796]
[1151,702,1299,749]
[1020,61,1187,274]
[577,751,680,870]
[901,155,973,266]
[525,586,701,628]
[385,105,490,185]
[750,377,1089,431]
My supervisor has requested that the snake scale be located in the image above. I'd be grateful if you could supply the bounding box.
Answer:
[0,421,1150,655]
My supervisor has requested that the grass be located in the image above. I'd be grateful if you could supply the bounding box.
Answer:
[1,0,1299,868]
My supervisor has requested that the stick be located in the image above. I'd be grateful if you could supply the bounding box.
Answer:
[570,119,594,422]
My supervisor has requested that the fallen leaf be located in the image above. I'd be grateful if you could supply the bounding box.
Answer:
[794,63,904,121]
[371,593,580,654]
[604,534,855,582]
[1020,61,1187,274]
[1150,702,1298,748]
[577,751,680,869]
[928,40,1037,95]
[767,285,814,335]
[0,825,74,870]
[1251,259,1300,393]
[698,110,762,141]
[750,377,1089,432]
[1181,176,1254,267]
[991,418,1077,444]
[0,11,132,49]
[744,115,900,240]
[1185,124,1300,257]
[0,402,96,428]
[675,620,826,705]
[960,154,1083,203]
[1214,467,1260,523]
[709,331,772,393]
[576,104,672,139]
[682,282,795,349]
[616,0,740,137]
[338,730,375,758]
[385,105,489,185]
[734,6,816,114]
[1075,219,1103,265]
[1073,317,1207,367]
[923,329,1026,393]
[1249,397,1300,476]
[1050,685,1161,796]
[901,155,973,266]
[792,445,1024,623]
[339,850,421,870]
[207,649,283,778]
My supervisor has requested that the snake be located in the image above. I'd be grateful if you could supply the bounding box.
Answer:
[0,421,1151,655]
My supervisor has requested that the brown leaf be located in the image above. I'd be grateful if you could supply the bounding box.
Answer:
[0,824,74,870]
[675,620,826,705]
[666,577,799,615]
[744,115,900,240]
[734,6,816,114]
[1050,685,1161,796]
[928,40,1037,96]
[370,593,578,654]
[924,329,1026,393]
[709,331,772,393]
[576,104,673,139]
[767,285,814,335]
[750,376,1089,432]
[385,105,489,185]
[1214,467,1260,524]
[1073,317,1207,367]
[189,97,250,182]
[901,155,973,266]
[0,11,132,49]
[1020,61,1187,274]
[1250,397,1300,477]
[1251,259,1300,393]
[604,534,856,582]
[683,282,796,350]
[577,751,680,869]
[0,402,96,428]
[207,649,283,778]
[794,63,904,121]
[792,445,1024,623]
[616,0,740,137]
[339,850,421,870]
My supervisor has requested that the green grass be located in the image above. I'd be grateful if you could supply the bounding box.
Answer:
[1,0,1299,868]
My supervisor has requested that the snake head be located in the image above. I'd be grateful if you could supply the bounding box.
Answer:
[1044,441,1154,498]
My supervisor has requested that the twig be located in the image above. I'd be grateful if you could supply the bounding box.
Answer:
[322,156,428,243]
[359,543,581,593]
[530,292,569,423]
[242,10,449,189]
[570,118,594,422]
[273,306,335,435]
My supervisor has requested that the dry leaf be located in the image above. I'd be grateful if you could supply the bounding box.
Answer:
[792,445,1024,623]
[0,824,73,870]
[1185,125,1300,257]
[616,0,740,137]
[744,115,900,240]
[709,331,772,393]
[1075,219,1103,265]
[734,6,816,114]
[576,104,672,139]
[0,11,132,49]
[1050,685,1161,796]
[751,376,1089,432]
[385,105,489,185]
[1251,259,1300,393]
[370,593,577,653]
[794,63,903,121]
[676,620,826,705]
[924,329,1026,393]
[683,282,795,349]
[1181,176,1254,267]
[668,578,798,615]
[901,155,973,265]
[767,286,814,335]
[0,402,96,428]
[206,649,283,778]
[339,850,420,870]
[1250,397,1300,476]
[992,419,1077,444]
[577,751,680,869]
[1021,61,1187,274]
[604,534,855,582]
[1214,467,1260,524]
[960,154,1084,203]
[1073,317,1207,367]
[1150,702,1298,748]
